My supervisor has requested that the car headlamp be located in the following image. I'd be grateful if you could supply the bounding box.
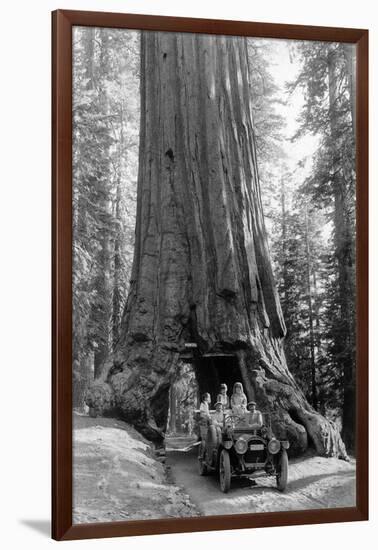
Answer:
[235,437,248,454]
[268,438,281,454]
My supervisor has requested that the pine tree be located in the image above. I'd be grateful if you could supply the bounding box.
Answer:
[72,28,140,407]
[289,41,356,449]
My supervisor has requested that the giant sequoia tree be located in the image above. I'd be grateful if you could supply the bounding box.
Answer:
[87,32,347,459]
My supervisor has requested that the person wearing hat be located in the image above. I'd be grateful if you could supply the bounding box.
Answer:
[198,392,212,442]
[245,401,263,430]
[212,401,225,427]
[199,392,211,422]
[208,400,224,447]
[216,383,230,410]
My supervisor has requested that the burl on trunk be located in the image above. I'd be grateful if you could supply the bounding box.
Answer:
[86,32,347,459]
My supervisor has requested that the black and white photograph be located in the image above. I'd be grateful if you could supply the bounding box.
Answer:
[72,26,357,524]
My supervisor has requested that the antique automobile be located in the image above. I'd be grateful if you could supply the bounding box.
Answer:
[195,410,289,493]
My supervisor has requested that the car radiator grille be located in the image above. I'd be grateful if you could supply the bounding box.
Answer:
[244,439,267,465]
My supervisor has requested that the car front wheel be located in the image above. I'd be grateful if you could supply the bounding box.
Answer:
[276,449,288,491]
[219,449,231,493]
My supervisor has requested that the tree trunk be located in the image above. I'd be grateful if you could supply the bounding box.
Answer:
[87,32,347,458]
[169,385,177,433]
[112,148,123,348]
[304,203,317,410]
[312,267,321,354]
[279,174,292,366]
[176,394,182,433]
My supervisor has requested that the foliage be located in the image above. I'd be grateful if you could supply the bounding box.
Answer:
[253,40,356,445]
[247,39,287,198]
[72,28,140,407]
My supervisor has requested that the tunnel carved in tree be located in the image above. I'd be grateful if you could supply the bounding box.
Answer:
[86,31,348,459]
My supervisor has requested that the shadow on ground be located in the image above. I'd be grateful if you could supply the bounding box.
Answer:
[20,519,50,537]
[285,469,355,493]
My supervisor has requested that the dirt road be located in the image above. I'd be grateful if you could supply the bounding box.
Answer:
[73,415,198,523]
[166,446,356,516]
[72,419,355,522]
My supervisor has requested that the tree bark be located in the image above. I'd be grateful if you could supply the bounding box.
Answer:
[112,125,124,349]
[169,385,177,433]
[86,32,347,459]
[304,203,317,410]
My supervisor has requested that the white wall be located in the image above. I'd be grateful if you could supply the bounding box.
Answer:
[1,0,376,548]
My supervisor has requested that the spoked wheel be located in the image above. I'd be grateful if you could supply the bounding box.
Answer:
[219,449,231,493]
[198,442,208,476]
[276,449,288,492]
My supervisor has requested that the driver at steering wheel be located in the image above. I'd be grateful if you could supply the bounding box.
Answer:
[245,401,263,429]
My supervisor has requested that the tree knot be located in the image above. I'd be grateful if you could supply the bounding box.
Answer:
[165,148,174,162]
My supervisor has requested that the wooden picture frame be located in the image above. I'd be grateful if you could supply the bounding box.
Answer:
[52,9,368,541]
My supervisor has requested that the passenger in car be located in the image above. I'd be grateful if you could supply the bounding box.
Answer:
[216,383,230,410]
[230,382,247,415]
[245,401,263,429]
[210,400,224,445]
[212,401,225,427]
[197,392,211,442]
[199,392,211,421]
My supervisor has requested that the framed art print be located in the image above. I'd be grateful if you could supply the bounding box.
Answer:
[52,10,368,540]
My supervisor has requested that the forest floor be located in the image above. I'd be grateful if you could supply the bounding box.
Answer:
[166,438,356,516]
[72,414,199,524]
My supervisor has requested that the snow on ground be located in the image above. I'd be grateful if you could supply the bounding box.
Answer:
[73,414,198,524]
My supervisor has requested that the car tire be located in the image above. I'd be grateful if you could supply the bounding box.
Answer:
[198,443,208,476]
[276,449,288,491]
[219,449,231,493]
